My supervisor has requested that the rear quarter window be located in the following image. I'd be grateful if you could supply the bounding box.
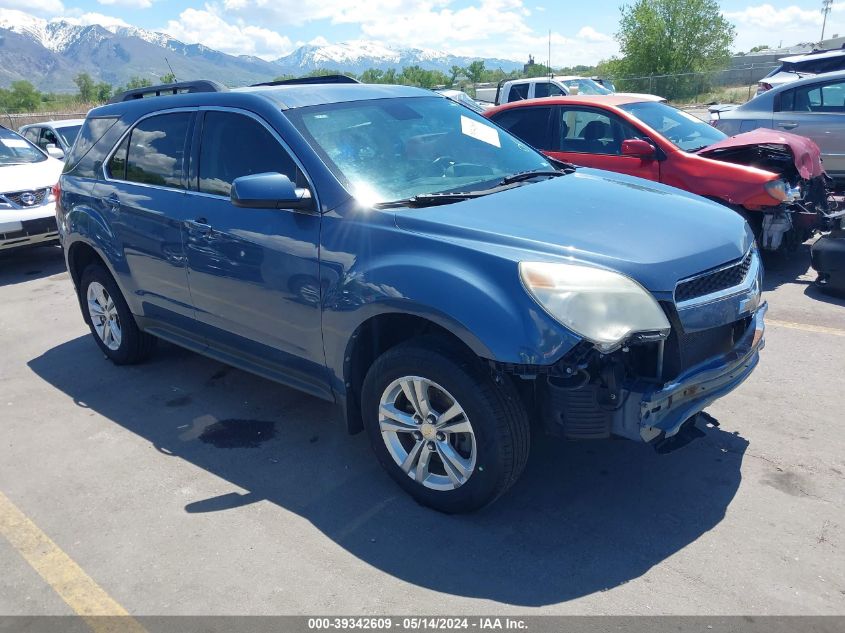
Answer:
[64,117,119,170]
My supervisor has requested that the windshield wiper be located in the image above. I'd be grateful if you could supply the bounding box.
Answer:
[376,191,494,209]
[497,169,568,186]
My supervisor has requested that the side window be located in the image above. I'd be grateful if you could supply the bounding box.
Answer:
[491,107,553,150]
[558,108,637,155]
[534,82,566,98]
[24,128,40,144]
[789,80,845,113]
[124,112,191,188]
[40,128,59,149]
[107,135,129,180]
[507,83,529,102]
[198,111,298,198]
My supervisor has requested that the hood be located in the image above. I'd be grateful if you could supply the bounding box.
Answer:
[394,169,753,293]
[696,129,825,179]
[0,158,64,193]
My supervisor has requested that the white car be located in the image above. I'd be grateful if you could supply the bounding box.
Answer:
[19,118,85,161]
[0,126,63,252]
[757,48,845,95]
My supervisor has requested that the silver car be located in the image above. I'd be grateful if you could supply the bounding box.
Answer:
[18,119,85,161]
[712,70,845,185]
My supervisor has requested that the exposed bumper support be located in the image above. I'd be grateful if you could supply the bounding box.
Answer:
[634,301,767,442]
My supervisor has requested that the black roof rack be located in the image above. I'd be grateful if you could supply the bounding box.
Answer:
[250,75,360,87]
[108,80,228,104]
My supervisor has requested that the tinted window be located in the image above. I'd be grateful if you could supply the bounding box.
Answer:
[124,113,191,188]
[490,107,553,149]
[507,83,529,102]
[533,82,565,98]
[65,117,119,170]
[198,111,297,197]
[107,135,129,180]
[786,80,845,113]
[57,125,82,148]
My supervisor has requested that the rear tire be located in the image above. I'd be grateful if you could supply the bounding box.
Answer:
[361,339,530,513]
[79,263,156,365]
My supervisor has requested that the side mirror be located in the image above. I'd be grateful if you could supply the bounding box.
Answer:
[621,139,655,159]
[230,172,314,211]
[45,144,65,160]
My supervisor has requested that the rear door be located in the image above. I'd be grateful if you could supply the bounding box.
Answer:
[775,78,845,179]
[549,106,660,180]
[93,109,197,331]
[181,108,329,399]
[489,105,555,152]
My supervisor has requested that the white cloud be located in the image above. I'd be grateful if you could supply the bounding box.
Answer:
[1,0,64,16]
[59,12,131,28]
[576,26,612,43]
[97,0,153,9]
[162,6,294,60]
[725,3,845,51]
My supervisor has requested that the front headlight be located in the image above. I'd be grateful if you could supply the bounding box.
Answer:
[764,179,801,203]
[519,261,671,352]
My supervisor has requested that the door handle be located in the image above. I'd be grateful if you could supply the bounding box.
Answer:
[185,218,213,235]
[105,193,120,212]
[777,121,798,130]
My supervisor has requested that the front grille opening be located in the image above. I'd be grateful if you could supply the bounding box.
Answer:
[4,188,50,208]
[675,250,753,303]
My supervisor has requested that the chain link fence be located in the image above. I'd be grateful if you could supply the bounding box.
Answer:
[1,110,91,130]
[606,63,782,104]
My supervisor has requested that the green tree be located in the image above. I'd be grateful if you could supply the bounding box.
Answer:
[123,76,154,91]
[74,73,96,102]
[160,72,177,84]
[2,81,41,112]
[359,68,384,83]
[463,60,486,84]
[449,65,464,85]
[748,44,770,53]
[615,0,735,98]
[95,82,113,102]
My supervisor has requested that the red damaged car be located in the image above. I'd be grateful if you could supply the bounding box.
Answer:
[485,95,836,251]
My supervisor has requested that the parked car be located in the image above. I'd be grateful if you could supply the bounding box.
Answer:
[481,76,664,106]
[756,48,845,95]
[58,80,766,513]
[19,119,85,161]
[434,89,488,114]
[486,95,836,251]
[0,126,63,252]
[711,70,845,188]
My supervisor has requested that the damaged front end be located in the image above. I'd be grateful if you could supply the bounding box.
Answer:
[503,248,766,450]
[697,131,843,250]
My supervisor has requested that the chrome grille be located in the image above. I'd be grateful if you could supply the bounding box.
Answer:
[675,250,753,304]
[4,188,49,208]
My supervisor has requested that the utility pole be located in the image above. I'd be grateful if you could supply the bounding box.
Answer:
[821,0,833,46]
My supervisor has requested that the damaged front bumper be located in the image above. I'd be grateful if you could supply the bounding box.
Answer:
[633,301,766,442]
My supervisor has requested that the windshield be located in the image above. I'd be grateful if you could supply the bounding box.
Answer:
[620,101,727,152]
[0,128,46,165]
[564,78,612,95]
[57,125,82,147]
[286,96,551,204]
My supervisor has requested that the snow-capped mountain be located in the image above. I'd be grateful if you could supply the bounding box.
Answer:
[0,8,523,92]
[275,40,522,75]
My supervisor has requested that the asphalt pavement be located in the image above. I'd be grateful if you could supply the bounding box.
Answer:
[0,244,843,616]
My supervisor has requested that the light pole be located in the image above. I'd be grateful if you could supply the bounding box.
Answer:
[821,0,833,46]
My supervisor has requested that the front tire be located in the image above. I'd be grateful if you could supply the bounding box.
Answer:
[79,263,156,365]
[361,340,530,513]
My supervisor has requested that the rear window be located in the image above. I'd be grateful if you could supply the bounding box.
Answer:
[490,107,553,150]
[64,117,119,169]
[507,83,529,102]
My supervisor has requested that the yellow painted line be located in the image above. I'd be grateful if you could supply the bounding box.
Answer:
[0,490,146,633]
[767,319,845,337]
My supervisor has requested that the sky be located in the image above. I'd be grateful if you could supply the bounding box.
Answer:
[3,0,844,63]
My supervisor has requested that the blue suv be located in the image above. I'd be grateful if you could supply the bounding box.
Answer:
[57,79,766,513]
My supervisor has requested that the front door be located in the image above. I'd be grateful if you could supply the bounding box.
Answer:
[548,106,660,181]
[182,109,328,399]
